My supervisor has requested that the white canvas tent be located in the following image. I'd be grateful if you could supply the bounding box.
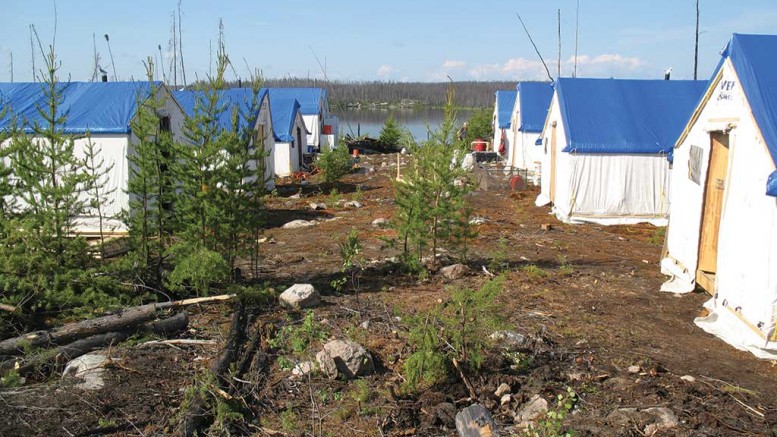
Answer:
[535,78,706,226]
[267,88,337,152]
[0,81,186,236]
[508,82,553,182]
[268,95,309,177]
[491,90,516,156]
[173,88,276,191]
[660,34,777,359]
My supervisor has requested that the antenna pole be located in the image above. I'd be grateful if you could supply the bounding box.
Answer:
[693,0,699,80]
[104,34,117,81]
[557,9,561,79]
[574,0,580,78]
[9,51,13,83]
[29,25,36,82]
[516,13,553,82]
[178,1,186,86]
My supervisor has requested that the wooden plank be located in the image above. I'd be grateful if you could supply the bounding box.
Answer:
[695,270,715,295]
[697,132,729,273]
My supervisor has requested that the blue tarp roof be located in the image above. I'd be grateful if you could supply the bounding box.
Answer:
[173,87,270,135]
[556,78,707,154]
[266,88,326,116]
[495,90,517,129]
[267,95,304,143]
[0,81,158,134]
[516,82,553,133]
[719,34,777,196]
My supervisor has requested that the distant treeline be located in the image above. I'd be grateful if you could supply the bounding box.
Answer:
[235,78,520,108]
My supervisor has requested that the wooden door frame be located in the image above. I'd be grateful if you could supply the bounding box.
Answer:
[696,131,730,294]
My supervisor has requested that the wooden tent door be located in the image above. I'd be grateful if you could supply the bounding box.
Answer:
[696,132,729,291]
[549,122,558,203]
[296,126,304,169]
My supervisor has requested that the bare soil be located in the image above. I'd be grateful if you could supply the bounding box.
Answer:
[2,153,776,436]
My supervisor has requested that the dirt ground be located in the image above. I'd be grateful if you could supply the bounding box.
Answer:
[2,153,777,436]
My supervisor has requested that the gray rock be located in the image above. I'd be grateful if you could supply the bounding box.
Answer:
[455,404,500,437]
[360,320,371,330]
[282,219,316,229]
[279,284,321,310]
[372,218,389,228]
[440,263,470,280]
[489,331,527,349]
[500,394,511,406]
[494,383,511,398]
[514,394,548,425]
[315,339,374,379]
[345,200,363,208]
[62,353,108,390]
[680,375,696,383]
[290,193,302,199]
[627,365,641,374]
[607,407,679,436]
[469,216,487,225]
[292,361,317,377]
[309,202,327,210]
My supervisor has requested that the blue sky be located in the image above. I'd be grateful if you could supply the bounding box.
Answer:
[2,1,777,83]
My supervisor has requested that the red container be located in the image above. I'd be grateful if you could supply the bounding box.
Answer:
[322,125,333,135]
[472,140,487,152]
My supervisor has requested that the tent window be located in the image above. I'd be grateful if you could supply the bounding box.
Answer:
[159,116,171,133]
[688,145,703,185]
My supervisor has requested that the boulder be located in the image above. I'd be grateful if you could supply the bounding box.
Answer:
[455,404,500,437]
[279,284,321,310]
[315,339,374,379]
[440,263,470,280]
[62,353,108,390]
[282,219,316,229]
[345,200,363,208]
[514,394,548,425]
[469,216,487,225]
[494,383,511,398]
[309,202,327,211]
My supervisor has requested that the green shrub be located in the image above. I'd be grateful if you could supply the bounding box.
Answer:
[317,146,352,183]
[168,243,230,296]
[378,113,403,147]
[464,108,493,143]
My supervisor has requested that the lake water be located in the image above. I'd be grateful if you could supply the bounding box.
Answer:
[332,107,475,142]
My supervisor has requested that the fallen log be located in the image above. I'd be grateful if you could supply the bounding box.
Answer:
[0,312,188,376]
[0,294,235,356]
[0,303,17,313]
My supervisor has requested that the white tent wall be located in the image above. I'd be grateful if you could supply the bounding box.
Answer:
[274,142,293,177]
[302,114,321,151]
[556,153,670,225]
[254,96,276,190]
[275,110,309,177]
[509,95,543,177]
[660,60,777,358]
[662,61,749,293]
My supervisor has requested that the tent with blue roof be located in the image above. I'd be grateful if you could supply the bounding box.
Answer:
[268,95,308,176]
[172,88,276,189]
[491,90,517,157]
[266,88,337,150]
[660,34,777,359]
[506,82,553,178]
[0,81,185,235]
[535,78,706,226]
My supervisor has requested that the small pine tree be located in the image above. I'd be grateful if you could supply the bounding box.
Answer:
[378,113,402,147]
[391,85,476,270]
[81,135,115,259]
[126,60,179,288]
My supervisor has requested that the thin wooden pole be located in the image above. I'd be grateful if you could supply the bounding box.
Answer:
[574,0,580,78]
[557,9,561,79]
[693,0,700,80]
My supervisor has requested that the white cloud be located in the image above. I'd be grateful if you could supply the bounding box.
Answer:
[377,64,394,78]
[459,52,646,80]
[442,59,466,69]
